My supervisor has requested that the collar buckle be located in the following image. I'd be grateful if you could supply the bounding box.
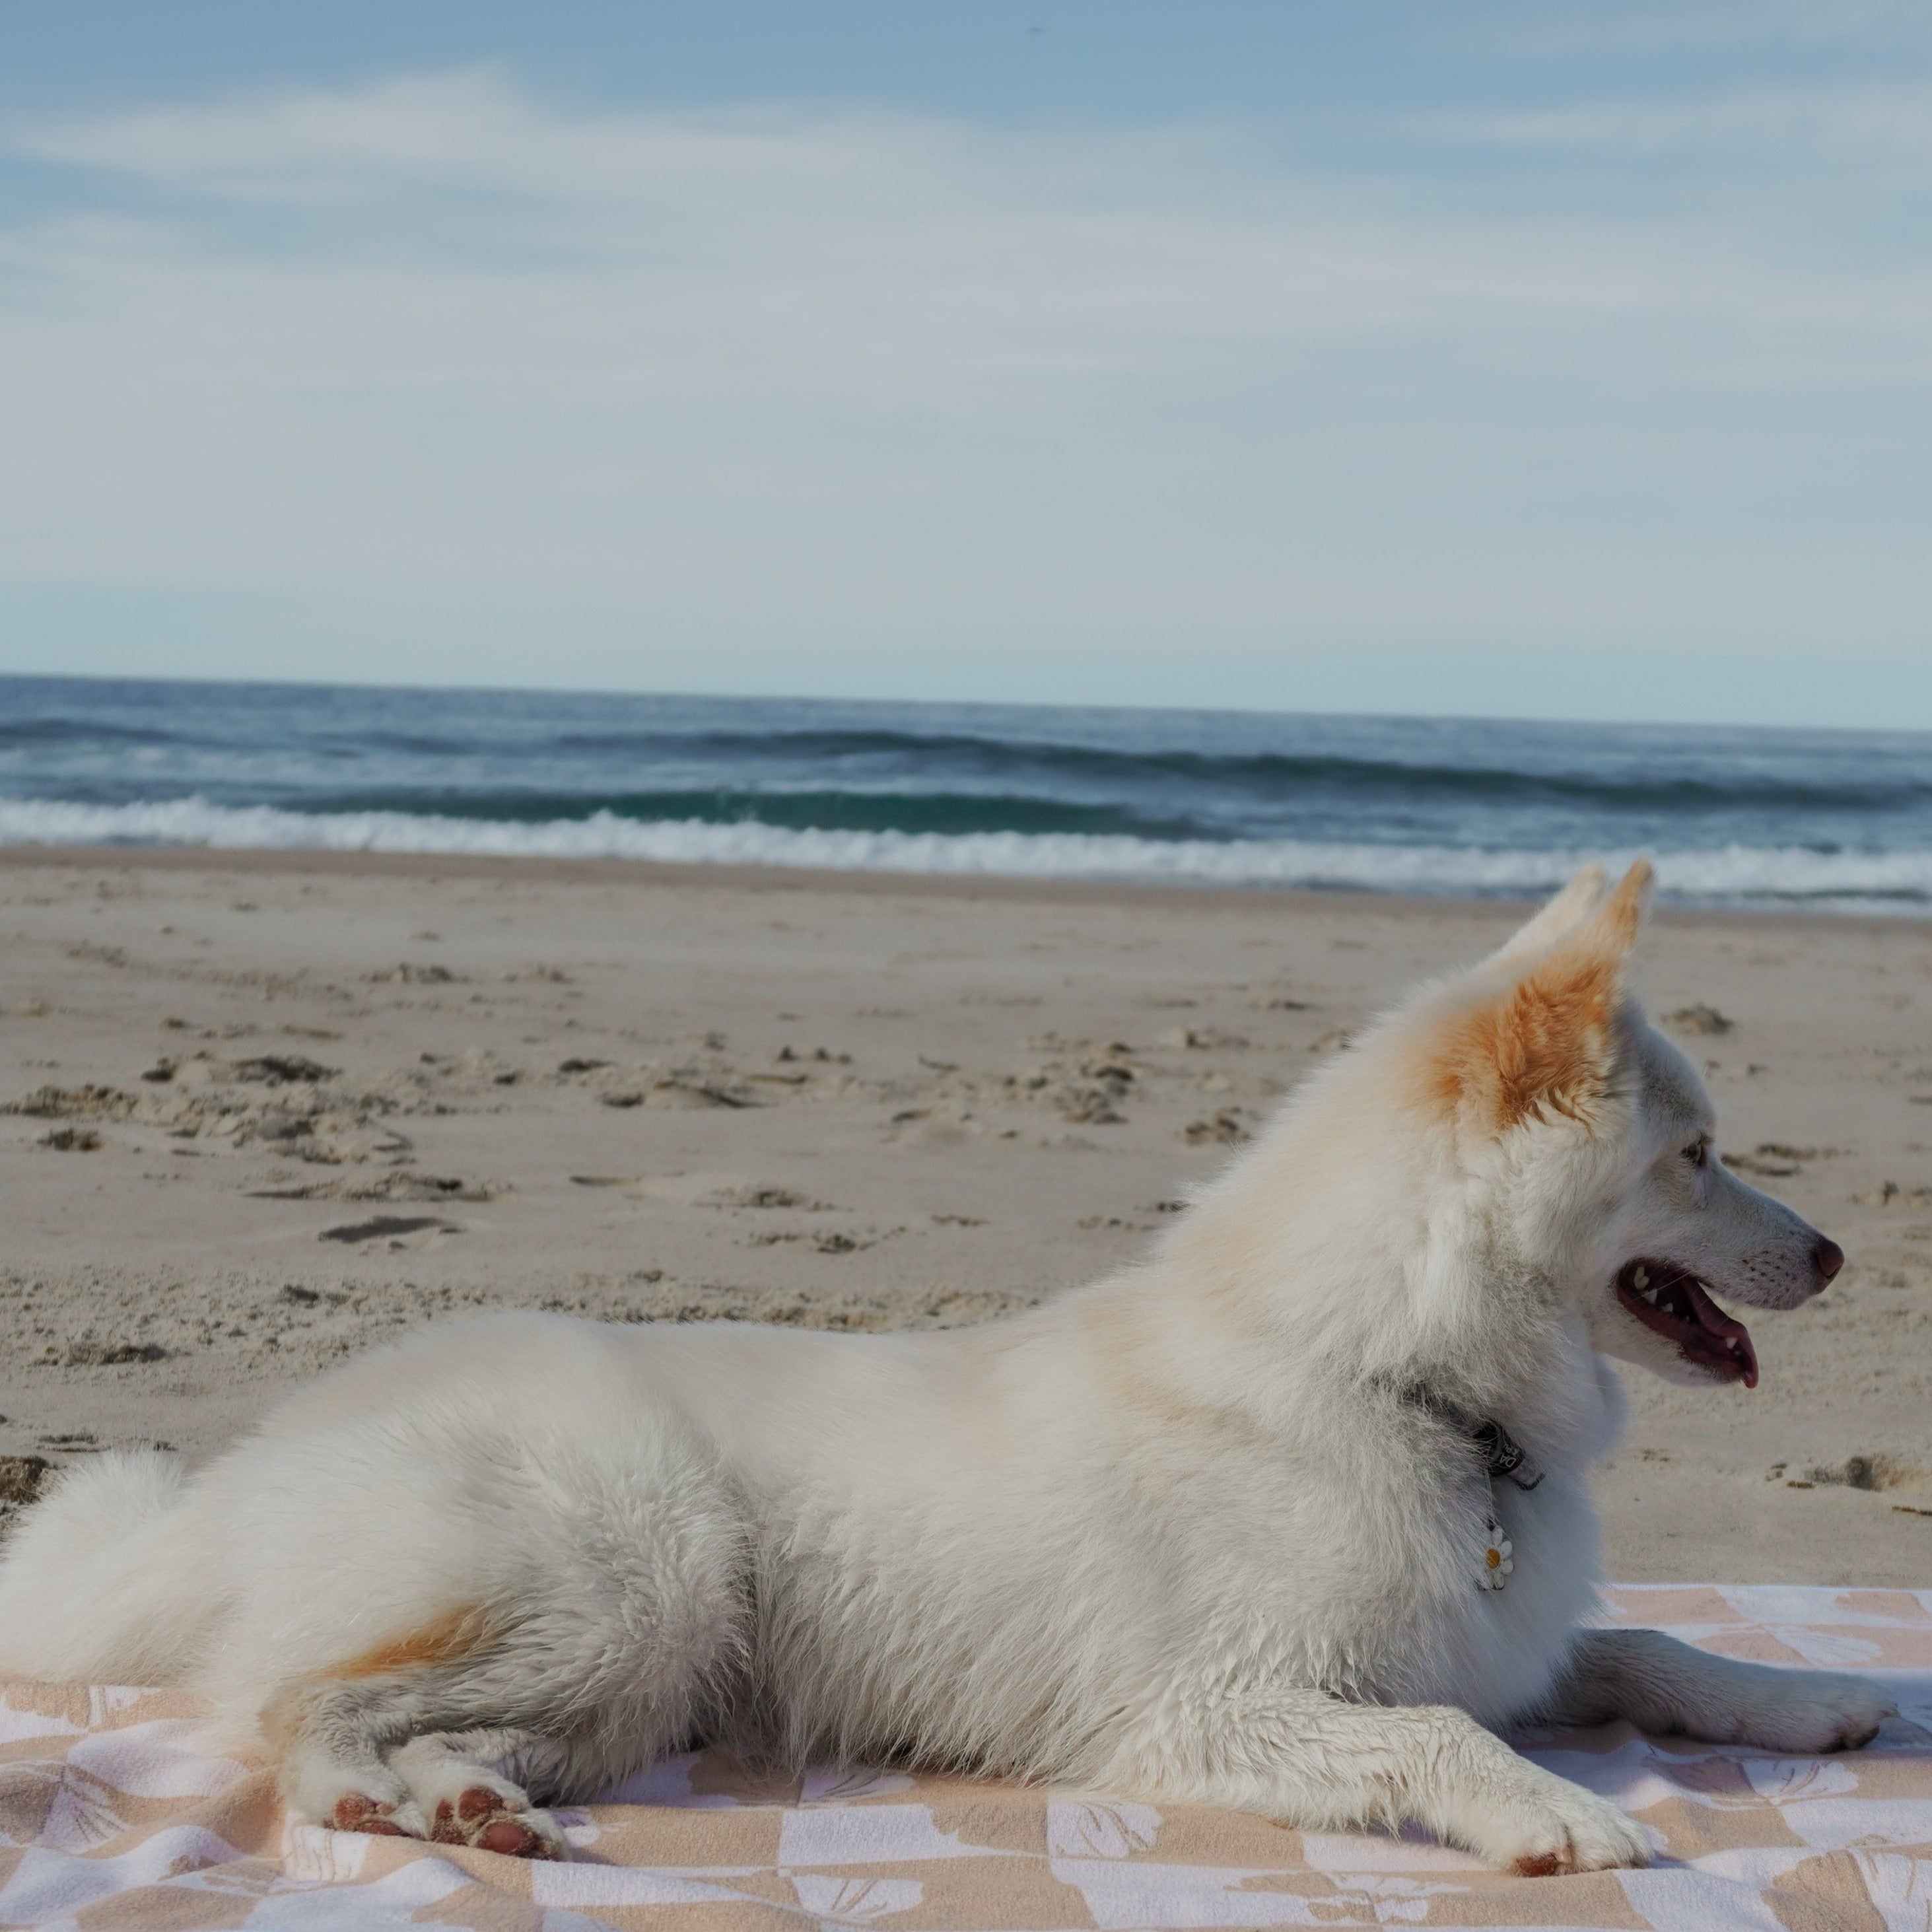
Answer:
[1468,1416,1543,1491]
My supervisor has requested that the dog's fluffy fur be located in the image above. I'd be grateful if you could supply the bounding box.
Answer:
[0,862,1894,1869]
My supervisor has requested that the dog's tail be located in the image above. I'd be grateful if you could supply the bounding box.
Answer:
[0,1452,219,1684]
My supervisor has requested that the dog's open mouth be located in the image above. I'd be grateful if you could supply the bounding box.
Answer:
[1616,1260,1758,1388]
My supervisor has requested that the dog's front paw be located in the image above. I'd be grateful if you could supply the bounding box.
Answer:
[1722,1672,1895,1754]
[1461,1770,1645,1870]
[1457,1765,1651,1875]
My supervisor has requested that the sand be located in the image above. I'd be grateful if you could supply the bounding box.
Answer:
[0,845,1927,1586]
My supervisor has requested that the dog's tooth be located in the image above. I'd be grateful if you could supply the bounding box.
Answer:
[1633,1266,1649,1290]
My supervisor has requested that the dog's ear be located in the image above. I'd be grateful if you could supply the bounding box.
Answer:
[1432,860,1653,1132]
[1487,864,1607,967]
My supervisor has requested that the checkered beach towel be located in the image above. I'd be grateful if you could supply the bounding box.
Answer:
[3,1585,1929,1931]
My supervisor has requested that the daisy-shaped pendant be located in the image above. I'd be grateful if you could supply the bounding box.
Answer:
[1477,1513,1513,1593]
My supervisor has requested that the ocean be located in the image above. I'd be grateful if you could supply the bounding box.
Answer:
[1,676,1929,913]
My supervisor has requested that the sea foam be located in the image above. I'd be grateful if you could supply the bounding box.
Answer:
[1,796,1927,909]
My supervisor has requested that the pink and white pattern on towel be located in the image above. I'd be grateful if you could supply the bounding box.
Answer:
[3,1584,1931,1931]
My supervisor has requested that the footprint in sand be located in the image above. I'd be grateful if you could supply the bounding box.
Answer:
[317,1215,460,1245]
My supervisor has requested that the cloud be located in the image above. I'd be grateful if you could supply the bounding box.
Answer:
[1420,78,1932,162]
[1,69,1781,359]
[0,67,1929,708]
[1463,0,1932,57]
[13,69,1926,338]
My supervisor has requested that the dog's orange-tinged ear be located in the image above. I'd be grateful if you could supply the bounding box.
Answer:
[1488,863,1606,967]
[1589,855,1655,953]
[1432,859,1653,1132]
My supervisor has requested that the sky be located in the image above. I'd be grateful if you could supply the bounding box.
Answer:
[1,2,1929,726]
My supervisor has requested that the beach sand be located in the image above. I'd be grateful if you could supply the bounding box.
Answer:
[0,846,1927,1585]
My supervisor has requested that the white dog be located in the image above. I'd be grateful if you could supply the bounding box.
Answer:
[0,860,1892,1870]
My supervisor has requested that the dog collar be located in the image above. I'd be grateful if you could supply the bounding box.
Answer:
[1403,1388,1542,1595]
[1465,1416,1544,1493]
[1402,1386,1544,1493]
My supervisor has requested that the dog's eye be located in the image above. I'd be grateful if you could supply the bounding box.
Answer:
[1683,1140,1708,1169]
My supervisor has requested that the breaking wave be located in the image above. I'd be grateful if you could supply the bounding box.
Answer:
[1,794,1927,909]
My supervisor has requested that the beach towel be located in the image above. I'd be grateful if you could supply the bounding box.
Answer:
[3,1584,1929,1931]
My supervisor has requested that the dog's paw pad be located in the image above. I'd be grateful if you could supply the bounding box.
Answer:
[1512,1850,1574,1878]
[434,1786,564,1859]
[477,1815,557,1858]
[333,1793,409,1837]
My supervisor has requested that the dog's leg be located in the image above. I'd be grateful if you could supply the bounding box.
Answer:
[1538,1629,1894,1753]
[388,1729,579,1859]
[1113,1687,1651,1874]
[273,1678,434,1842]
[265,1552,741,1857]
[271,1642,716,1858]
[275,1684,621,1859]
[240,1395,749,1858]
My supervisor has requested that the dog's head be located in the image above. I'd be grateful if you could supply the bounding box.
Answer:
[1397,860,1841,1389]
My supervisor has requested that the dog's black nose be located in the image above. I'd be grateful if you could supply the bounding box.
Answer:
[1814,1236,1845,1284]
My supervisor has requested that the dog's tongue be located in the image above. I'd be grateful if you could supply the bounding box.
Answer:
[1683,1275,1758,1390]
